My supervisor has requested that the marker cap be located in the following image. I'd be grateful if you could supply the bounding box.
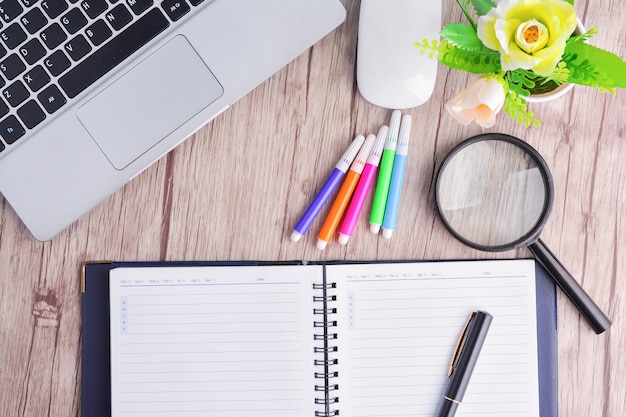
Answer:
[384,110,402,150]
[316,239,328,250]
[366,125,389,166]
[336,135,366,172]
[290,231,303,242]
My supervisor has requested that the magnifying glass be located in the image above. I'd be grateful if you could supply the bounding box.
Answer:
[435,133,611,334]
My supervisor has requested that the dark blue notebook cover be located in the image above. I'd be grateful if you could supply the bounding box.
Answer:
[80,260,558,417]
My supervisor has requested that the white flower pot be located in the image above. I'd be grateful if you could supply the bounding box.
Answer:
[523,82,575,103]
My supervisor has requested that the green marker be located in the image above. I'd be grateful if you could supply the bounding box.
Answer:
[369,110,402,234]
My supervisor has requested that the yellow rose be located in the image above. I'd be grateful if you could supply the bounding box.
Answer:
[477,0,577,76]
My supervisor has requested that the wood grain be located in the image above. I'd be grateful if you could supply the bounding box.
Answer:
[1,0,625,415]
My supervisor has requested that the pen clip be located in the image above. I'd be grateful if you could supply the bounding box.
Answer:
[448,311,476,377]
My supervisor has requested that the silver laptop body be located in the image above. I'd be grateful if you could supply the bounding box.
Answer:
[0,0,346,240]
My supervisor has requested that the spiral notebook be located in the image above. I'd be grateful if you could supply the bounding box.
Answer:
[81,259,558,417]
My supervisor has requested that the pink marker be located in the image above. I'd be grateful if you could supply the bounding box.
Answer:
[338,125,389,245]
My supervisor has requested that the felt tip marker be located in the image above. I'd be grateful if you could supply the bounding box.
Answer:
[317,134,375,250]
[337,125,389,245]
[369,110,401,234]
[382,114,411,239]
[290,135,365,243]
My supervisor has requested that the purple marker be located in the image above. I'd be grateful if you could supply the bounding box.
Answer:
[290,135,365,242]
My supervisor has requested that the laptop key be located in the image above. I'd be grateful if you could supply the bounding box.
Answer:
[44,49,70,76]
[4,79,29,107]
[106,4,132,30]
[24,64,50,92]
[161,0,189,21]
[61,7,88,34]
[80,0,108,19]
[41,0,69,19]
[19,38,46,65]
[84,18,111,46]
[0,0,24,23]
[127,0,152,15]
[41,22,68,49]
[1,23,28,50]
[0,53,26,80]
[19,0,41,7]
[0,114,25,143]
[64,34,91,61]
[17,99,46,128]
[21,8,49,35]
[37,84,66,113]
[0,99,8,117]
[59,8,169,98]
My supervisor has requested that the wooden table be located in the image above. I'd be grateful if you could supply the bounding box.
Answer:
[1,0,624,415]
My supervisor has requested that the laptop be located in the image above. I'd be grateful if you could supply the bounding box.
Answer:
[0,0,346,241]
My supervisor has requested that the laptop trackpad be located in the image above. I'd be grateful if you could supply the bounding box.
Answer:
[77,35,224,170]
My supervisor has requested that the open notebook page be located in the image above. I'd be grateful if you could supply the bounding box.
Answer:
[109,265,321,417]
[330,259,540,417]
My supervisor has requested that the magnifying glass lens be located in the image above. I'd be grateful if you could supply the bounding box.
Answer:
[437,139,549,248]
[435,134,610,334]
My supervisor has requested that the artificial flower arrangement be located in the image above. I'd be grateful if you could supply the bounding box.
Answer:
[415,0,626,127]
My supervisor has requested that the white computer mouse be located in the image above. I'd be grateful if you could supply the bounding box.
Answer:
[356,0,442,109]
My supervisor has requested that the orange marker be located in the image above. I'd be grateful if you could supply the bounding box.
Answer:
[317,134,375,250]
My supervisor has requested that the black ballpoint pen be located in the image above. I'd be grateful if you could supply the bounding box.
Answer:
[437,311,493,417]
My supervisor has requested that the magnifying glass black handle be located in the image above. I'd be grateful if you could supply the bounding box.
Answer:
[529,239,611,334]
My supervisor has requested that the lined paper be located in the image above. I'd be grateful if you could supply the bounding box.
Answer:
[329,260,540,417]
[109,265,321,417]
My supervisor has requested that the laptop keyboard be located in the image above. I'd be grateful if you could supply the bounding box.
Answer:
[0,0,206,155]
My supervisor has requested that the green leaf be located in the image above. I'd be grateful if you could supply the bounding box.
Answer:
[504,90,540,127]
[471,0,496,16]
[415,39,501,74]
[561,0,574,4]
[506,69,537,95]
[563,40,626,91]
[567,27,597,45]
[440,23,483,51]
[541,61,570,85]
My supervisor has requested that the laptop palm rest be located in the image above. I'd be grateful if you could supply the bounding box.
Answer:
[77,35,224,170]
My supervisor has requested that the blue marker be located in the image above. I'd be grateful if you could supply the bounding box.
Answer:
[381,114,411,239]
[290,135,365,242]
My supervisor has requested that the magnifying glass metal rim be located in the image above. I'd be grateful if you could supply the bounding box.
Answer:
[434,133,555,252]
[434,133,611,334]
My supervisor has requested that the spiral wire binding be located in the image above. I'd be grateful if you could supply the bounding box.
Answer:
[313,280,339,416]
